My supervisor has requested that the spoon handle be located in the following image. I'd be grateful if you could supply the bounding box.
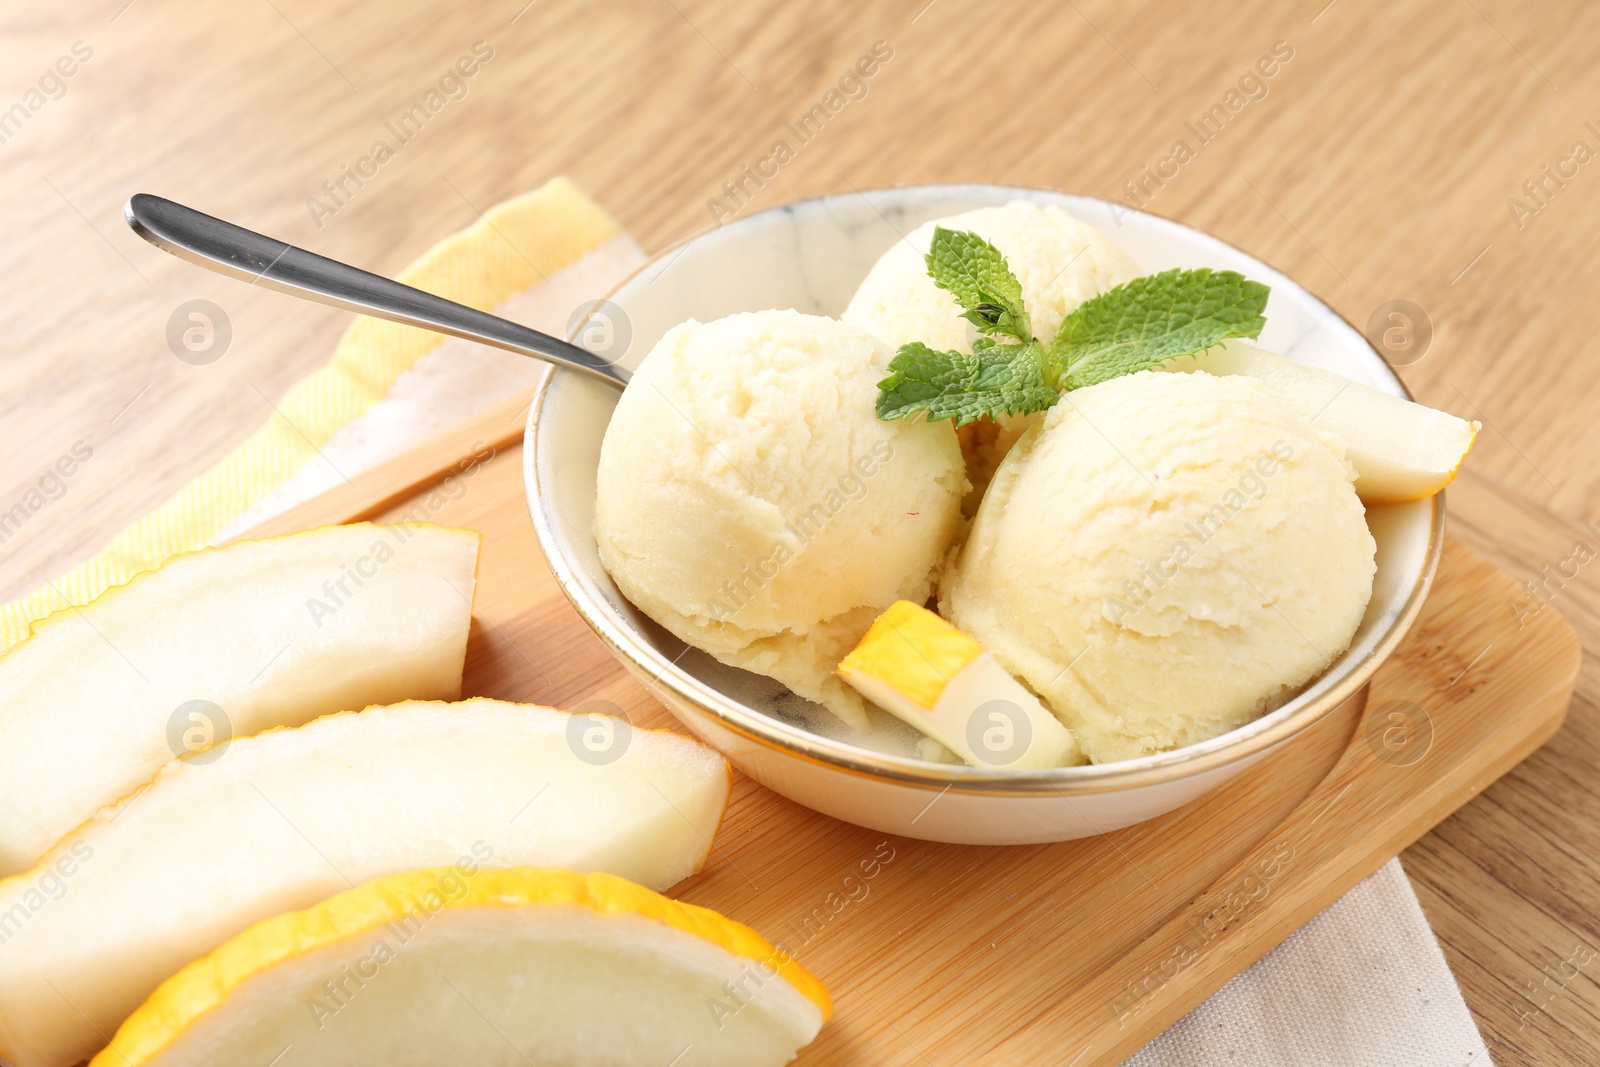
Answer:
[125,194,628,391]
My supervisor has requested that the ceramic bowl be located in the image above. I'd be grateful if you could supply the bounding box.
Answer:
[524,184,1443,845]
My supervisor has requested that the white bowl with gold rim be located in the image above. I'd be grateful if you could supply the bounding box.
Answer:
[524,184,1442,845]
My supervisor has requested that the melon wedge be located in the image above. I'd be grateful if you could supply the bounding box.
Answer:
[1164,341,1479,503]
[0,699,731,1067]
[91,868,828,1067]
[838,601,1081,768]
[0,522,480,877]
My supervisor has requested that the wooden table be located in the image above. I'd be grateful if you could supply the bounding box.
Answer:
[1,1,1594,1061]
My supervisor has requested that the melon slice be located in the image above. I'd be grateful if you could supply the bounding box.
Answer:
[91,868,828,1067]
[839,600,1081,768]
[0,522,480,877]
[1165,341,1478,503]
[0,699,731,1067]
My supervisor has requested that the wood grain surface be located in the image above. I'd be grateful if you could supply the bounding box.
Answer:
[2,0,1597,1061]
[228,411,1579,1065]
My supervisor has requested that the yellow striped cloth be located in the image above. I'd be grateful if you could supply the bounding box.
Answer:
[0,177,621,651]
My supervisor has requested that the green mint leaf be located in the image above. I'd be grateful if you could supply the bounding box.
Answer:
[925,227,1032,343]
[876,341,1058,427]
[1047,268,1269,390]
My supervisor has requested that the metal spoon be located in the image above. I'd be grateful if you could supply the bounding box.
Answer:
[124,194,629,390]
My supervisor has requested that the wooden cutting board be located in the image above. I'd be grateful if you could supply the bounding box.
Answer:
[241,388,1581,1066]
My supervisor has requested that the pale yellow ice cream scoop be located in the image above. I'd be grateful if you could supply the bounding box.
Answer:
[595,309,967,730]
[942,370,1376,763]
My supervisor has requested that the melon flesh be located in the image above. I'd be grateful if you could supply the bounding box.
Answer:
[1165,341,1478,503]
[0,522,480,877]
[0,699,731,1067]
[95,871,826,1067]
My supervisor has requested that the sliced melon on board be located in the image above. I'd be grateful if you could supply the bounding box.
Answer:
[0,699,731,1067]
[0,522,481,877]
[91,868,829,1067]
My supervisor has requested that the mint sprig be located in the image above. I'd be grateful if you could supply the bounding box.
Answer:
[925,227,1031,343]
[1050,268,1269,390]
[875,341,1056,427]
[874,232,1270,425]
